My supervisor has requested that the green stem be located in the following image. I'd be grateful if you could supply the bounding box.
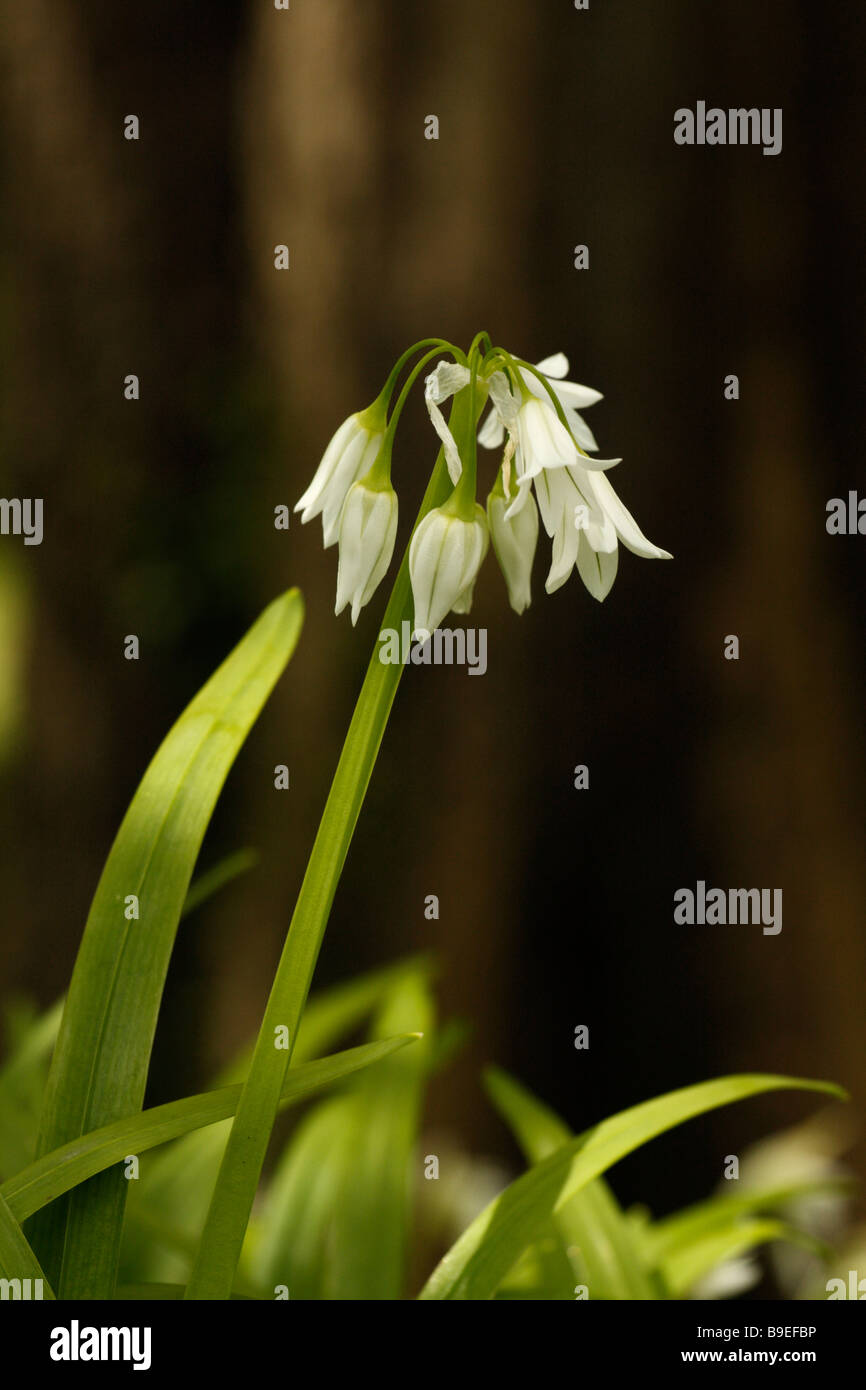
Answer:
[383,346,454,450]
[184,401,467,1300]
[377,337,464,412]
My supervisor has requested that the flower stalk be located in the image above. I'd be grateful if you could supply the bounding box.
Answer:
[187,331,670,1297]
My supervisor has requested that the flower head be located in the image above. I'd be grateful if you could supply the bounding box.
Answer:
[334,476,399,625]
[409,501,489,638]
[295,405,385,548]
[298,336,671,629]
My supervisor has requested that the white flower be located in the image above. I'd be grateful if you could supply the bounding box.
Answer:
[424,361,471,484]
[295,411,385,548]
[409,503,489,637]
[482,369,621,524]
[334,479,399,625]
[535,461,671,602]
[479,352,604,457]
[487,478,539,615]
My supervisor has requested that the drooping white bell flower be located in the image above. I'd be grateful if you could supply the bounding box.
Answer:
[409,501,489,638]
[295,408,385,548]
[535,460,671,601]
[487,468,539,615]
[334,478,399,625]
[424,361,471,483]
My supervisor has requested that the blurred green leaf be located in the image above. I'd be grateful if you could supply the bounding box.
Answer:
[658,1218,822,1298]
[645,1177,853,1264]
[249,970,433,1299]
[180,848,259,920]
[0,1191,54,1298]
[485,1067,657,1300]
[329,971,433,1298]
[419,1074,846,1300]
[120,956,429,1285]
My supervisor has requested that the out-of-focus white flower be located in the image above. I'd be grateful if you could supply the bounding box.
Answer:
[409,503,489,637]
[487,473,539,614]
[334,479,399,625]
[424,361,471,484]
[295,409,385,548]
[690,1256,762,1301]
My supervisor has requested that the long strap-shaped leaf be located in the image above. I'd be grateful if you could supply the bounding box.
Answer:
[5,1037,415,1225]
[418,1074,846,1300]
[485,1067,657,1299]
[27,590,304,1297]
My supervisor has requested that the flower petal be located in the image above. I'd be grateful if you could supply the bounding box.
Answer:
[425,362,471,485]
[575,531,619,601]
[585,471,672,559]
[534,352,569,379]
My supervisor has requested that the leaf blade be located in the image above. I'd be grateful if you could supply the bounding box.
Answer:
[26,590,304,1297]
[419,1074,845,1301]
[5,1037,417,1226]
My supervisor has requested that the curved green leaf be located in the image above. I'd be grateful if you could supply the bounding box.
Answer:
[419,1074,846,1300]
[646,1177,854,1263]
[5,1036,416,1226]
[485,1067,657,1300]
[27,590,304,1298]
[660,1218,823,1298]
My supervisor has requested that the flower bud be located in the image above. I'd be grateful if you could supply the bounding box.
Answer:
[335,479,399,625]
[409,503,488,638]
[487,479,539,615]
[295,407,385,548]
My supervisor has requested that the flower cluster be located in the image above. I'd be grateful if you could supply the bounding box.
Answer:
[295,337,670,636]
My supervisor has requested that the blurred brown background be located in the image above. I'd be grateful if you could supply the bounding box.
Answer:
[1,0,865,1245]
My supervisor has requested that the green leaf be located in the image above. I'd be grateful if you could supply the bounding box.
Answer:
[328,972,433,1298]
[645,1177,854,1264]
[292,954,433,1065]
[418,1074,846,1301]
[28,589,304,1297]
[485,1067,657,1300]
[114,1283,255,1300]
[3,1037,417,1226]
[659,1218,819,1298]
[248,1094,358,1299]
[0,1191,54,1299]
[0,999,64,1180]
[248,971,433,1299]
